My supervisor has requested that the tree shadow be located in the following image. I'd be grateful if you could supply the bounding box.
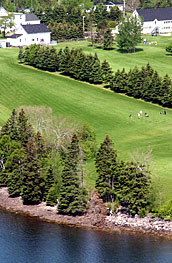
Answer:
[117,48,144,53]
[166,53,172,56]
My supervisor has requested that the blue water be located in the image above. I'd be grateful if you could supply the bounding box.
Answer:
[1,208,172,263]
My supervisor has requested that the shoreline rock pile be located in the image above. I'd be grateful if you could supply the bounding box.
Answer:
[105,212,172,235]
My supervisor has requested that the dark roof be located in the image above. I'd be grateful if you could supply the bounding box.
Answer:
[22,23,50,34]
[94,1,122,6]
[137,7,172,22]
[8,34,22,38]
[26,13,39,21]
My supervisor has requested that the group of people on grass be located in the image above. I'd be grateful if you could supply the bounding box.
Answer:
[129,109,167,119]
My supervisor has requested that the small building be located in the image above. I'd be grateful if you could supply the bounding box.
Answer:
[133,7,172,34]
[93,1,124,12]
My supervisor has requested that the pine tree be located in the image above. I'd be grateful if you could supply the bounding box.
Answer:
[58,134,87,215]
[21,141,45,205]
[95,135,117,203]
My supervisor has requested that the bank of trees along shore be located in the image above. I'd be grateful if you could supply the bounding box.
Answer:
[0,108,154,216]
[19,46,172,108]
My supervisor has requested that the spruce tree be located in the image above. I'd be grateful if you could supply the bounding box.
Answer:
[95,135,117,202]
[101,60,113,84]
[21,141,45,205]
[18,48,24,63]
[46,185,58,206]
[58,134,87,215]
[7,147,25,197]
[0,109,18,141]
[103,28,114,50]
[116,162,152,215]
[0,135,22,186]
[17,109,34,147]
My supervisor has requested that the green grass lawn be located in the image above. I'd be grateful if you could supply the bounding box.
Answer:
[0,37,172,204]
[56,35,172,78]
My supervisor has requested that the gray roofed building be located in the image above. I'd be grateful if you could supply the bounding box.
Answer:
[133,7,172,34]
[25,13,40,21]
[137,7,172,22]
[22,23,50,34]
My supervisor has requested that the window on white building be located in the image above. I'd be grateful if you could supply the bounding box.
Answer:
[32,39,34,41]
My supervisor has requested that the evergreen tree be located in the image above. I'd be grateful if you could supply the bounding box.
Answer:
[0,109,18,141]
[89,53,103,84]
[46,184,58,206]
[58,134,87,215]
[18,48,24,63]
[95,135,117,203]
[109,6,122,22]
[101,60,113,83]
[116,162,152,215]
[21,141,45,205]
[0,135,22,186]
[7,147,25,197]
[17,109,34,147]
[103,28,114,50]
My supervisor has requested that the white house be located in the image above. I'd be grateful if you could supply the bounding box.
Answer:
[0,6,8,16]
[7,13,51,46]
[7,23,51,46]
[93,1,124,12]
[133,7,172,34]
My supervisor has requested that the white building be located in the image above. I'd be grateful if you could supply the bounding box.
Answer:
[0,6,8,16]
[133,7,172,34]
[93,1,124,12]
[7,23,51,46]
[0,7,51,46]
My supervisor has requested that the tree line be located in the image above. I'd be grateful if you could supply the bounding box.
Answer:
[48,22,83,41]
[0,109,153,216]
[109,63,172,107]
[18,45,172,107]
[18,45,113,84]
[95,135,152,216]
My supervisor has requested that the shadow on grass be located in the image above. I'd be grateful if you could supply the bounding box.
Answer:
[117,48,144,53]
[166,53,172,56]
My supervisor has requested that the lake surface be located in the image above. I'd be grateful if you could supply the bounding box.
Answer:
[1,208,172,263]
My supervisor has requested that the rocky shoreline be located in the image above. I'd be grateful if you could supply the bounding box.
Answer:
[0,187,172,238]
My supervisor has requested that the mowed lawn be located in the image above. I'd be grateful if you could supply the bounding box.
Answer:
[0,41,172,203]
[57,35,172,77]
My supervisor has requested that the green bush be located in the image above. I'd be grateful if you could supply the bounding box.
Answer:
[166,43,172,54]
[154,199,172,220]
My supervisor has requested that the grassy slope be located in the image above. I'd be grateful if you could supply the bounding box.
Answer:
[0,37,172,202]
